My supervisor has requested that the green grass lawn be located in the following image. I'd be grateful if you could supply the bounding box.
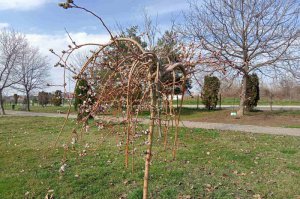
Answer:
[4,97,300,115]
[0,116,299,198]
[176,97,300,106]
[284,125,300,128]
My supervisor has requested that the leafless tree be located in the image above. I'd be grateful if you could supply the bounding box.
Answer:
[143,11,159,51]
[0,28,27,115]
[53,1,231,198]
[184,0,300,116]
[15,46,49,111]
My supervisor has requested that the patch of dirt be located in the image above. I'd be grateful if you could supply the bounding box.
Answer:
[188,110,300,127]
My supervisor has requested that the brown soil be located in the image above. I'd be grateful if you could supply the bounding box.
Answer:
[186,110,300,127]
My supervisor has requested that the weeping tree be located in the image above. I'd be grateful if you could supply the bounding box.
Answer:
[184,0,300,116]
[54,1,204,199]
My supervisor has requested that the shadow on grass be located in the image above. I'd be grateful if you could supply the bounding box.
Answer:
[138,107,223,118]
[179,108,221,116]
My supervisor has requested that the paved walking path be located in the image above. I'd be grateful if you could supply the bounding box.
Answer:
[2,110,300,137]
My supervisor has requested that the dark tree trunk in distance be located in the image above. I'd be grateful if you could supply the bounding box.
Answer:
[0,90,5,115]
[26,91,30,111]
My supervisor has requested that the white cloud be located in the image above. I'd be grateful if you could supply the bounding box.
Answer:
[26,32,110,54]
[0,0,54,10]
[0,22,9,28]
[26,32,110,91]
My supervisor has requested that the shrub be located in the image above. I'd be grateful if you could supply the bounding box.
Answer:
[74,78,95,120]
[245,73,260,111]
[201,76,220,110]
[22,97,28,105]
[74,79,88,111]
[31,96,38,106]
[51,90,63,106]
[38,91,51,107]
[13,94,19,105]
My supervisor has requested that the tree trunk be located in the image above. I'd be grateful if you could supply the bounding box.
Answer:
[143,75,157,199]
[196,94,199,110]
[0,90,5,115]
[156,82,162,138]
[219,94,222,109]
[26,92,30,111]
[270,94,273,112]
[237,74,248,117]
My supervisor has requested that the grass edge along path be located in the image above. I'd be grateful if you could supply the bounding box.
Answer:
[0,116,299,198]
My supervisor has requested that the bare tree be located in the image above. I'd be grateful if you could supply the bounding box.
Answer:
[15,46,49,111]
[143,11,159,51]
[0,28,27,115]
[184,0,300,116]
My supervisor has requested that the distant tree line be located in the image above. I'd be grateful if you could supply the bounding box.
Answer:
[0,28,50,114]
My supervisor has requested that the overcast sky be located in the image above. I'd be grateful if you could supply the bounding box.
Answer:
[0,0,190,93]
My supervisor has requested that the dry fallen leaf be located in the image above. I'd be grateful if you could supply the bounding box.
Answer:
[253,194,262,199]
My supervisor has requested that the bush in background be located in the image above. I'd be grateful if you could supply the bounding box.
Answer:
[51,90,63,106]
[245,73,260,111]
[201,76,220,110]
